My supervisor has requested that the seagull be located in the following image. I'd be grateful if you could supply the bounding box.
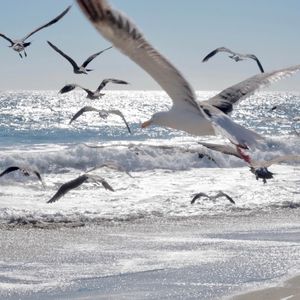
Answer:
[69,105,131,133]
[0,166,44,186]
[0,6,71,58]
[47,174,114,203]
[202,47,264,73]
[47,41,112,74]
[77,0,300,151]
[191,191,235,204]
[199,142,300,183]
[59,78,129,99]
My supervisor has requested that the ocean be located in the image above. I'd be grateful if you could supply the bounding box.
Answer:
[0,90,299,299]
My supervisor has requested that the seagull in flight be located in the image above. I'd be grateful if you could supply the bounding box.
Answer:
[77,0,300,152]
[0,166,45,186]
[0,6,71,58]
[199,142,300,183]
[202,47,264,73]
[47,173,114,203]
[47,41,112,74]
[69,106,131,134]
[59,78,129,99]
[191,191,235,204]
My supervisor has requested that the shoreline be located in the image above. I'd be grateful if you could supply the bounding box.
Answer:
[229,274,300,300]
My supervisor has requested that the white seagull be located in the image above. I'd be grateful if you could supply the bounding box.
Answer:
[47,41,112,74]
[47,174,114,203]
[69,106,131,134]
[59,78,129,99]
[76,0,300,150]
[202,47,264,73]
[199,142,300,183]
[0,6,71,58]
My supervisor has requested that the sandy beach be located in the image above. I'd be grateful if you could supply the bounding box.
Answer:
[1,209,299,300]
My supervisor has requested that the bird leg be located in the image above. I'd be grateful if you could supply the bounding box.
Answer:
[19,52,23,59]
[236,146,251,164]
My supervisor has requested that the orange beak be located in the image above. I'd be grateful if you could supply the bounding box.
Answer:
[141,120,152,128]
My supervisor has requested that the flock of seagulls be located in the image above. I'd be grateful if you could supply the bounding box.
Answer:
[1,0,299,205]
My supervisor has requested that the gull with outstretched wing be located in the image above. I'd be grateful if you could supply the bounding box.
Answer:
[48,41,112,74]
[191,191,235,205]
[69,105,131,134]
[199,142,300,183]
[0,166,45,187]
[59,78,128,99]
[0,6,71,58]
[47,174,114,203]
[202,47,264,73]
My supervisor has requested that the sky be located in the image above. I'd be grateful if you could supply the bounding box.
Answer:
[0,0,300,91]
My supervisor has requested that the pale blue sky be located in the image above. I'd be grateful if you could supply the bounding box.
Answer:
[0,0,300,91]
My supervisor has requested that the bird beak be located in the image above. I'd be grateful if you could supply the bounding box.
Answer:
[141,119,152,128]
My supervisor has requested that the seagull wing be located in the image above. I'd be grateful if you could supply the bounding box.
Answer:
[104,109,132,134]
[86,174,115,191]
[22,6,71,41]
[244,54,264,73]
[191,192,210,204]
[59,84,79,94]
[47,175,88,203]
[198,142,241,158]
[214,191,235,204]
[202,64,300,114]
[0,33,14,45]
[81,46,113,68]
[32,170,45,187]
[96,78,129,92]
[69,106,100,124]
[47,41,79,70]
[252,155,300,168]
[202,47,235,62]
[76,0,199,112]
[0,166,20,177]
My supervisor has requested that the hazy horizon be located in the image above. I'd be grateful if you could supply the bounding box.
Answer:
[0,0,300,91]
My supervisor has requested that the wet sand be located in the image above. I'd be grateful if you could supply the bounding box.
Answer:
[230,275,300,300]
[1,210,299,300]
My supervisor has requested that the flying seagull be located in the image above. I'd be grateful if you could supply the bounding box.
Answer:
[0,166,44,186]
[47,174,114,203]
[77,0,300,151]
[199,142,300,183]
[47,41,112,74]
[0,6,71,58]
[69,105,131,133]
[202,47,264,73]
[191,191,235,204]
[59,79,129,99]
